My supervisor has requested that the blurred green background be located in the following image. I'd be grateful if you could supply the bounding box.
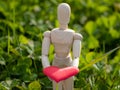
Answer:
[0,0,120,90]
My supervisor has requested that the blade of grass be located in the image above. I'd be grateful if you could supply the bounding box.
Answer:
[7,22,10,55]
[80,46,120,72]
[12,5,17,46]
[6,10,10,55]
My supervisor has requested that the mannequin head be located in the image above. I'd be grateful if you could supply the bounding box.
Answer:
[57,3,71,26]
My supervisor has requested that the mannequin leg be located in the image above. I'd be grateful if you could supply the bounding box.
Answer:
[63,77,74,90]
[53,81,63,90]
[53,81,57,90]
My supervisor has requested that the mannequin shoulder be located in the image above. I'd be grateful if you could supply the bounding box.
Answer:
[66,29,75,33]
[51,28,59,32]
[43,31,51,37]
[74,33,83,40]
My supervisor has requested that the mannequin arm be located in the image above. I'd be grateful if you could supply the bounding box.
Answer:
[72,33,83,67]
[42,31,51,68]
[72,40,81,67]
[42,55,50,68]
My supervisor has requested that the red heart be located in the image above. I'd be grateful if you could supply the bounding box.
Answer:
[43,66,79,83]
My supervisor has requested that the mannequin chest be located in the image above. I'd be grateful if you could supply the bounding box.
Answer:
[51,29,74,45]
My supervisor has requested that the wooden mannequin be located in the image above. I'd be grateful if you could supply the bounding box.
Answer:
[42,3,83,90]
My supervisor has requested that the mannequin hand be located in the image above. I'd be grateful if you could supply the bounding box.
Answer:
[72,58,79,68]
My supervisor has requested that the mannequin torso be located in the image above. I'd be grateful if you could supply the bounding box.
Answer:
[51,28,74,58]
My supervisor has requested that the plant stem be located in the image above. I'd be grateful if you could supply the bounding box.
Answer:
[80,46,120,72]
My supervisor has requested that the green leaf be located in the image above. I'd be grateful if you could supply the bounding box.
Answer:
[0,56,6,65]
[87,0,96,8]
[9,45,20,56]
[9,1,18,10]
[0,83,7,90]
[96,18,102,26]
[28,81,41,90]
[17,57,32,67]
[87,36,99,49]
[1,80,12,90]
[55,20,59,27]
[108,15,117,27]
[96,6,109,13]
[84,21,96,35]
[109,29,119,38]
[19,35,29,44]
[101,16,109,28]
[12,86,25,90]
[49,45,54,62]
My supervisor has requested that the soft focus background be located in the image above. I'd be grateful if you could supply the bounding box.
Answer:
[0,0,120,90]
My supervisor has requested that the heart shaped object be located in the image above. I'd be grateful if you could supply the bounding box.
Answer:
[43,66,79,83]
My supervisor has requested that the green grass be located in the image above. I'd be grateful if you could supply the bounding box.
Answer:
[0,0,120,89]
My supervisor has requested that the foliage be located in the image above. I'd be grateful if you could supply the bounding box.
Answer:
[0,0,120,89]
